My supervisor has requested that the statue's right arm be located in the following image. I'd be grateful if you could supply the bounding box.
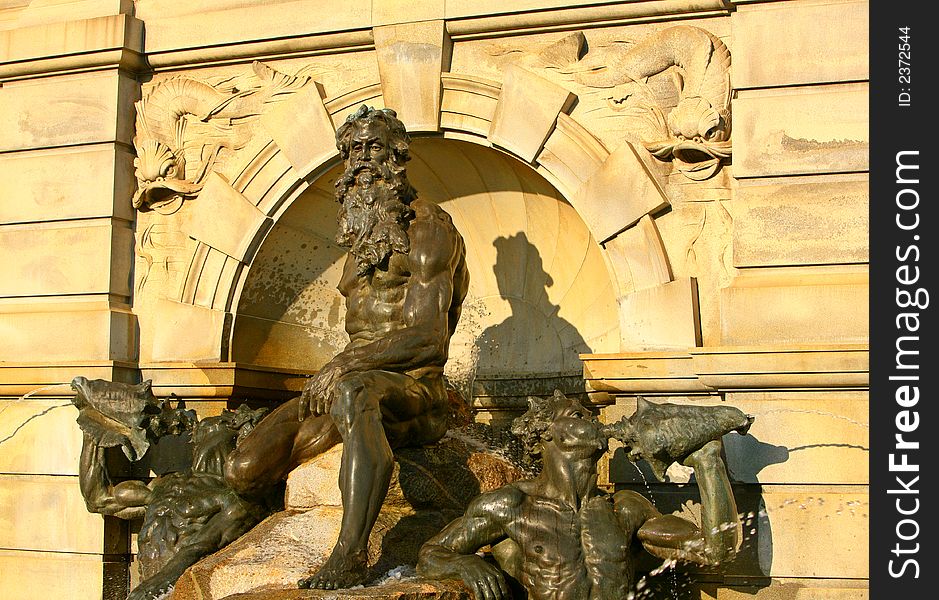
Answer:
[79,433,150,520]
[418,487,519,600]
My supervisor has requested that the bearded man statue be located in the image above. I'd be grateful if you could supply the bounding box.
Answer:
[224,105,470,590]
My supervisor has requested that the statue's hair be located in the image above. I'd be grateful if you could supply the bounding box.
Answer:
[511,389,574,455]
[191,404,268,448]
[335,105,412,163]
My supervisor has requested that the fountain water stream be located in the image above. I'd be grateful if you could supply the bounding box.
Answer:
[0,383,76,447]
[753,408,868,429]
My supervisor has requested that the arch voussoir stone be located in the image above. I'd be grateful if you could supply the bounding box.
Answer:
[180,171,269,264]
[487,64,576,163]
[440,73,501,138]
[569,141,670,245]
[260,83,338,182]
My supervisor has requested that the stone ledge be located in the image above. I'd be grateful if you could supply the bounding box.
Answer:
[139,361,308,401]
[0,360,137,399]
[582,344,869,394]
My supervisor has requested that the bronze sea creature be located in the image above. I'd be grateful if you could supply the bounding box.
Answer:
[71,376,163,461]
[603,397,754,481]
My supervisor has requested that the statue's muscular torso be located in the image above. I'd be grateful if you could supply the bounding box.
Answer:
[493,483,632,600]
[503,490,591,600]
[224,197,468,496]
[338,198,468,379]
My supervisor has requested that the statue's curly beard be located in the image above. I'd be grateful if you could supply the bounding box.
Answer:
[335,160,415,276]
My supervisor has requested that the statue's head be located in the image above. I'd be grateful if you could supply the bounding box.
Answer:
[511,390,607,459]
[335,105,412,169]
[334,106,417,275]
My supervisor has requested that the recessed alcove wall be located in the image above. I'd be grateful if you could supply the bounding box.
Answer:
[231,138,620,406]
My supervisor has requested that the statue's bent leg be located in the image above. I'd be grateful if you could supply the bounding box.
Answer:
[301,370,444,590]
[225,396,340,498]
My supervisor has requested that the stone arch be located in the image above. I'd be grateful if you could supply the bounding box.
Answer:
[168,67,692,369]
[230,138,622,412]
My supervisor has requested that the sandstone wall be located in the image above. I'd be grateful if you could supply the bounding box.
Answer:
[0,1,868,598]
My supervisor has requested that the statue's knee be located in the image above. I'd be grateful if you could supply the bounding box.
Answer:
[224,450,256,495]
[330,375,362,425]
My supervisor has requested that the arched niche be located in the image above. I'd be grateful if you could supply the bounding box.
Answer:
[230,138,620,406]
[150,67,693,383]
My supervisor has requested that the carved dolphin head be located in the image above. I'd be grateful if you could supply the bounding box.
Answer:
[646,97,733,181]
[667,96,727,142]
[131,139,202,211]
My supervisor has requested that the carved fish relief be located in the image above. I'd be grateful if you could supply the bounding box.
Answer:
[559,26,733,180]
[132,62,317,212]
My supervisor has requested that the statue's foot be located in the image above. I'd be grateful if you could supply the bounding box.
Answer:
[298,548,369,590]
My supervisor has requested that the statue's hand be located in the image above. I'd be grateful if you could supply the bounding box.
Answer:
[298,363,343,421]
[456,556,511,600]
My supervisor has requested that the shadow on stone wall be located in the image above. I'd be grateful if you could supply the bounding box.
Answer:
[473,232,589,426]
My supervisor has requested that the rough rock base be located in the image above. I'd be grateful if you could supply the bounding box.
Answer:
[168,507,454,600]
[220,579,471,599]
[169,431,529,600]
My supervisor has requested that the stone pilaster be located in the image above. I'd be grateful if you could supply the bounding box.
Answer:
[0,3,143,598]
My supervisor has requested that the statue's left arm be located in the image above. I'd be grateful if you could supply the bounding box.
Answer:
[302,208,466,414]
[78,433,151,520]
[632,440,739,565]
[682,439,739,564]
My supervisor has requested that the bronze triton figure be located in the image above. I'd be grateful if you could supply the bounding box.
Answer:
[224,105,470,589]
[71,377,270,600]
[417,391,742,600]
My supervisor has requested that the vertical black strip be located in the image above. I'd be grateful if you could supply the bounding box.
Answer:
[870,2,935,597]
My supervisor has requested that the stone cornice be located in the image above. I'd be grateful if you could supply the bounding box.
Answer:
[446,0,732,39]
[2,343,870,402]
[0,13,144,80]
[138,361,308,401]
[2,0,733,76]
[0,360,139,398]
[0,359,313,401]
